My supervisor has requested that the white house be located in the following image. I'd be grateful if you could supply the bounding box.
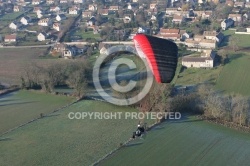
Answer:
[32,0,40,5]
[53,23,61,31]
[56,14,67,21]
[20,16,31,25]
[182,50,215,68]
[89,4,97,11]
[13,5,20,12]
[74,0,84,3]
[38,18,52,26]
[46,0,54,4]
[69,7,78,15]
[64,48,76,58]
[138,27,149,34]
[37,32,47,41]
[60,0,68,3]
[221,18,234,30]
[9,22,21,30]
[50,6,60,12]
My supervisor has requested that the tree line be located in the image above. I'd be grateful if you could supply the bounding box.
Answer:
[21,60,91,98]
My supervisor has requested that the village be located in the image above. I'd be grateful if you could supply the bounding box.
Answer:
[0,0,250,66]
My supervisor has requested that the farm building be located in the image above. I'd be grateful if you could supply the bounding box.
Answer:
[182,49,215,68]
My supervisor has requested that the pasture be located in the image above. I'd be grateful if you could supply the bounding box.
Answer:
[101,116,250,166]
[220,30,250,48]
[175,65,222,86]
[216,52,250,95]
[0,48,61,85]
[0,90,74,134]
[0,100,154,166]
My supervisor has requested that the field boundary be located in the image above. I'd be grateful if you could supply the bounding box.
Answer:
[91,121,160,166]
[0,96,79,137]
[198,115,250,133]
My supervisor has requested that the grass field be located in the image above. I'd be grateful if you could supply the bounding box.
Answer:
[175,65,222,86]
[0,90,74,134]
[0,100,154,166]
[0,48,62,85]
[216,52,250,95]
[220,30,250,48]
[101,116,250,166]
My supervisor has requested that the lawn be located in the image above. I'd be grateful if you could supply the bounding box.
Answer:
[73,29,101,40]
[0,12,24,21]
[216,52,250,95]
[101,116,250,166]
[0,90,75,134]
[0,100,153,166]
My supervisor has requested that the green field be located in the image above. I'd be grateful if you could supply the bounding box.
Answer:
[0,90,74,134]
[216,52,250,95]
[0,100,153,166]
[220,30,250,48]
[175,65,222,86]
[101,116,250,166]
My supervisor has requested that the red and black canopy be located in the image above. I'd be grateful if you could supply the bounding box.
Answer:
[133,34,178,83]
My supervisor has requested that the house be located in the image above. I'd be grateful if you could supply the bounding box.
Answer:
[228,14,242,22]
[123,14,132,23]
[20,16,31,25]
[221,18,234,30]
[234,2,244,8]
[109,6,119,11]
[38,18,52,26]
[74,0,84,3]
[138,27,150,34]
[60,0,68,3]
[33,7,43,13]
[9,22,21,30]
[98,9,109,16]
[150,15,157,21]
[172,15,184,24]
[182,50,215,68]
[32,0,40,5]
[127,3,133,10]
[4,34,16,42]
[89,4,97,11]
[201,11,212,19]
[150,3,157,9]
[53,23,61,31]
[203,31,224,43]
[63,47,76,58]
[37,32,47,41]
[226,0,234,6]
[56,14,66,21]
[37,12,44,19]
[245,2,250,8]
[50,6,60,12]
[185,39,217,49]
[54,43,67,54]
[13,5,20,12]
[99,42,111,55]
[87,17,96,26]
[159,28,180,35]
[46,0,54,4]
[69,7,78,15]
[82,11,93,18]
